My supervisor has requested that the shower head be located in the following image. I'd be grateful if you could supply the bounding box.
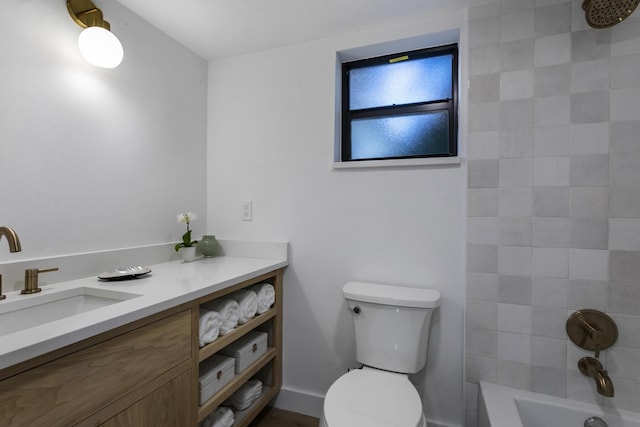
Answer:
[582,0,639,28]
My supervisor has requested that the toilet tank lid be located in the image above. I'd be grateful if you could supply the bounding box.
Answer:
[343,281,441,308]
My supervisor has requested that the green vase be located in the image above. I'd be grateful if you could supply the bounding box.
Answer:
[197,235,218,257]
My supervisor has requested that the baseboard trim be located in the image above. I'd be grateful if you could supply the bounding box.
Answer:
[272,386,324,418]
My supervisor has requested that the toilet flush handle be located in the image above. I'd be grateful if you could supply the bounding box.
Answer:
[352,306,361,314]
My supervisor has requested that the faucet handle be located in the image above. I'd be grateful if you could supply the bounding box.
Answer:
[0,274,5,300]
[21,267,59,295]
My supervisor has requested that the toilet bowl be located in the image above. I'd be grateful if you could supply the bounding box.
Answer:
[320,367,426,427]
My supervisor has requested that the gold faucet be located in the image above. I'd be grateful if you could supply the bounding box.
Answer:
[0,226,22,300]
[579,357,615,397]
[22,268,59,295]
[0,226,22,253]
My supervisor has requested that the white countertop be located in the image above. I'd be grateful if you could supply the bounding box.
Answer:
[0,255,288,371]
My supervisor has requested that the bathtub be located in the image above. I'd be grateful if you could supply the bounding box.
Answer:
[478,381,640,427]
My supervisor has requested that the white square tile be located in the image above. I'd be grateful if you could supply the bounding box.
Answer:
[609,218,640,250]
[500,187,533,217]
[570,186,609,218]
[498,303,532,333]
[469,102,501,131]
[532,277,568,307]
[570,123,609,155]
[500,158,532,187]
[535,33,571,66]
[534,126,570,157]
[500,128,534,158]
[467,299,498,329]
[497,332,532,363]
[466,355,498,384]
[611,54,640,89]
[533,157,570,186]
[497,361,532,390]
[569,249,608,280]
[533,247,569,278]
[470,45,501,76]
[499,245,532,276]
[608,347,640,380]
[533,217,569,248]
[611,88,640,122]
[469,15,501,48]
[500,70,534,100]
[570,58,610,94]
[468,131,500,159]
[611,21,640,56]
[501,9,535,43]
[467,273,499,302]
[531,336,567,369]
[468,217,499,244]
[534,96,570,127]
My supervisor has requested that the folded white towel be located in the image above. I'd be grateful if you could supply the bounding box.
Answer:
[199,406,234,427]
[203,299,239,335]
[199,309,222,347]
[229,289,257,324]
[249,283,275,314]
[225,379,263,411]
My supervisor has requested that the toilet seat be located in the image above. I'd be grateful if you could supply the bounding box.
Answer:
[322,368,425,427]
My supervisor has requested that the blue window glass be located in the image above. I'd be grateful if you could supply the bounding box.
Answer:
[349,55,453,110]
[341,44,458,162]
[351,112,449,160]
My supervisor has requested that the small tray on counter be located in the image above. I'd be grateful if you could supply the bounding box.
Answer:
[98,266,151,281]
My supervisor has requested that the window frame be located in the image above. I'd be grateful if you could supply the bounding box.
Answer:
[340,43,459,163]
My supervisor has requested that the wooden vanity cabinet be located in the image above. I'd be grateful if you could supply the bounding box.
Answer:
[0,267,283,427]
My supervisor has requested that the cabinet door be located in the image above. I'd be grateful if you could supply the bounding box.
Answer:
[100,370,192,427]
[0,309,191,427]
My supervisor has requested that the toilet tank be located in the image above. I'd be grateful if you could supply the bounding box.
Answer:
[343,281,440,374]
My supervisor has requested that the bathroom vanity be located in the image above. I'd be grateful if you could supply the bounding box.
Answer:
[0,251,286,427]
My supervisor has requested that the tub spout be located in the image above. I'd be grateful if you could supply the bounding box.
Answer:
[579,357,614,397]
[0,226,21,253]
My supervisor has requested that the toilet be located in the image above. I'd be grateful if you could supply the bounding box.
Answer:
[320,281,441,427]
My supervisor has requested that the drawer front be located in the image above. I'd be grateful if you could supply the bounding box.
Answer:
[0,309,192,427]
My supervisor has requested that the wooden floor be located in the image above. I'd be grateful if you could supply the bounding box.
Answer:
[249,407,319,427]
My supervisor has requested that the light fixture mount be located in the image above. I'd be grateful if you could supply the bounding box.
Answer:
[67,0,111,31]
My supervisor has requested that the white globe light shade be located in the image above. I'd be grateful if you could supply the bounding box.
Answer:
[78,26,124,68]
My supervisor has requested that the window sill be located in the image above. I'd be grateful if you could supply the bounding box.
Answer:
[333,157,461,170]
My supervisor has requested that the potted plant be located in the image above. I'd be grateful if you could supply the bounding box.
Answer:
[175,211,198,261]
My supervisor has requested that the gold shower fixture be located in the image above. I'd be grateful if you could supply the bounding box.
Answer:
[67,0,124,68]
[582,0,640,28]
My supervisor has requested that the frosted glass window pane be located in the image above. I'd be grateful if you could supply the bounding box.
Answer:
[350,111,449,160]
[350,54,453,110]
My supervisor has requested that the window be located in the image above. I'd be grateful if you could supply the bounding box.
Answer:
[341,44,458,163]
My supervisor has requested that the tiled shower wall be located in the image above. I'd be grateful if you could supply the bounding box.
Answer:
[465,0,640,425]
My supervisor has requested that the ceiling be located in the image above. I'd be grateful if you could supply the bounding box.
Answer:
[114,0,487,60]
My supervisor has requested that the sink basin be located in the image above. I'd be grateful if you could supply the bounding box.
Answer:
[0,287,141,336]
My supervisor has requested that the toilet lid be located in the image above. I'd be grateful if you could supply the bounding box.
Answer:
[323,369,423,427]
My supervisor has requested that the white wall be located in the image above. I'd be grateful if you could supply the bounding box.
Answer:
[0,1,207,268]
[207,13,467,426]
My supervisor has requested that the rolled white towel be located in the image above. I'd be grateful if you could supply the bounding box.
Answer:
[225,379,263,411]
[249,283,275,314]
[229,289,257,324]
[203,299,239,335]
[199,309,222,347]
[199,406,234,427]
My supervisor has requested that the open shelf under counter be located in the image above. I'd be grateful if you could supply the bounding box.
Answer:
[198,308,277,363]
[198,347,277,423]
